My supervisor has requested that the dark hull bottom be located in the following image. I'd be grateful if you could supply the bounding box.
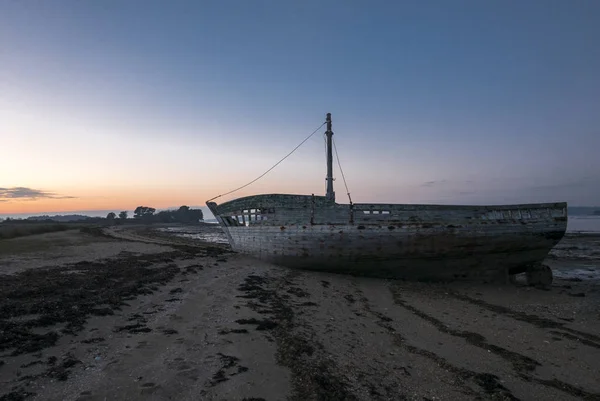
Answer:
[224,227,565,283]
[255,248,550,283]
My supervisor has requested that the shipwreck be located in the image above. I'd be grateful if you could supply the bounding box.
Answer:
[207,113,567,284]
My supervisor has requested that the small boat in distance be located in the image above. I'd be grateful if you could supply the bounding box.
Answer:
[207,114,567,284]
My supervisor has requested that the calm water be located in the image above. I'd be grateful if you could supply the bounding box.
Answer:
[157,226,229,244]
[567,216,600,233]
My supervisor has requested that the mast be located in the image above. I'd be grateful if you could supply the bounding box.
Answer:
[325,112,335,201]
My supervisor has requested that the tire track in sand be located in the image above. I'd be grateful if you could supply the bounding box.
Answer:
[385,283,600,400]
[351,282,520,401]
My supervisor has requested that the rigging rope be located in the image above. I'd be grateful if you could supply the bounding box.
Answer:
[333,137,352,205]
[206,121,327,203]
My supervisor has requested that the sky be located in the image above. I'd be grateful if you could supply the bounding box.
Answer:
[1,0,599,216]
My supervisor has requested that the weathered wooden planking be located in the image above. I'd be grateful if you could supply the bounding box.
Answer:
[206,194,567,282]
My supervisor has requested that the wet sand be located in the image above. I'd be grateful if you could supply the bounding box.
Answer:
[0,226,599,400]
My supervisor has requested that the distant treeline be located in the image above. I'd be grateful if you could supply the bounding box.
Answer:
[7,214,102,222]
[106,206,203,224]
[1,205,204,225]
[2,216,105,224]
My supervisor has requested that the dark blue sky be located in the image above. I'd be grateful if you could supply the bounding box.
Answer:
[1,0,599,210]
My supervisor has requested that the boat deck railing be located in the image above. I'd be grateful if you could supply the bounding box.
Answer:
[213,200,567,228]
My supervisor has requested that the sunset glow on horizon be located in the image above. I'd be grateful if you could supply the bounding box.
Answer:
[2,1,599,217]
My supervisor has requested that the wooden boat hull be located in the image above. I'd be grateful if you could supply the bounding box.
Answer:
[207,194,567,282]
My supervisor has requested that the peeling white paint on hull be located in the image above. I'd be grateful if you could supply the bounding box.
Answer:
[207,194,567,282]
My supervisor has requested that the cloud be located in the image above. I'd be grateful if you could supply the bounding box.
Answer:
[420,179,447,187]
[0,187,76,201]
[526,181,588,191]
[516,177,600,205]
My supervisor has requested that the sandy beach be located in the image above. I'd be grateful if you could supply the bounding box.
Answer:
[1,225,599,401]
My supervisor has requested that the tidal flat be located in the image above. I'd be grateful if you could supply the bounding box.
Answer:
[0,226,599,400]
